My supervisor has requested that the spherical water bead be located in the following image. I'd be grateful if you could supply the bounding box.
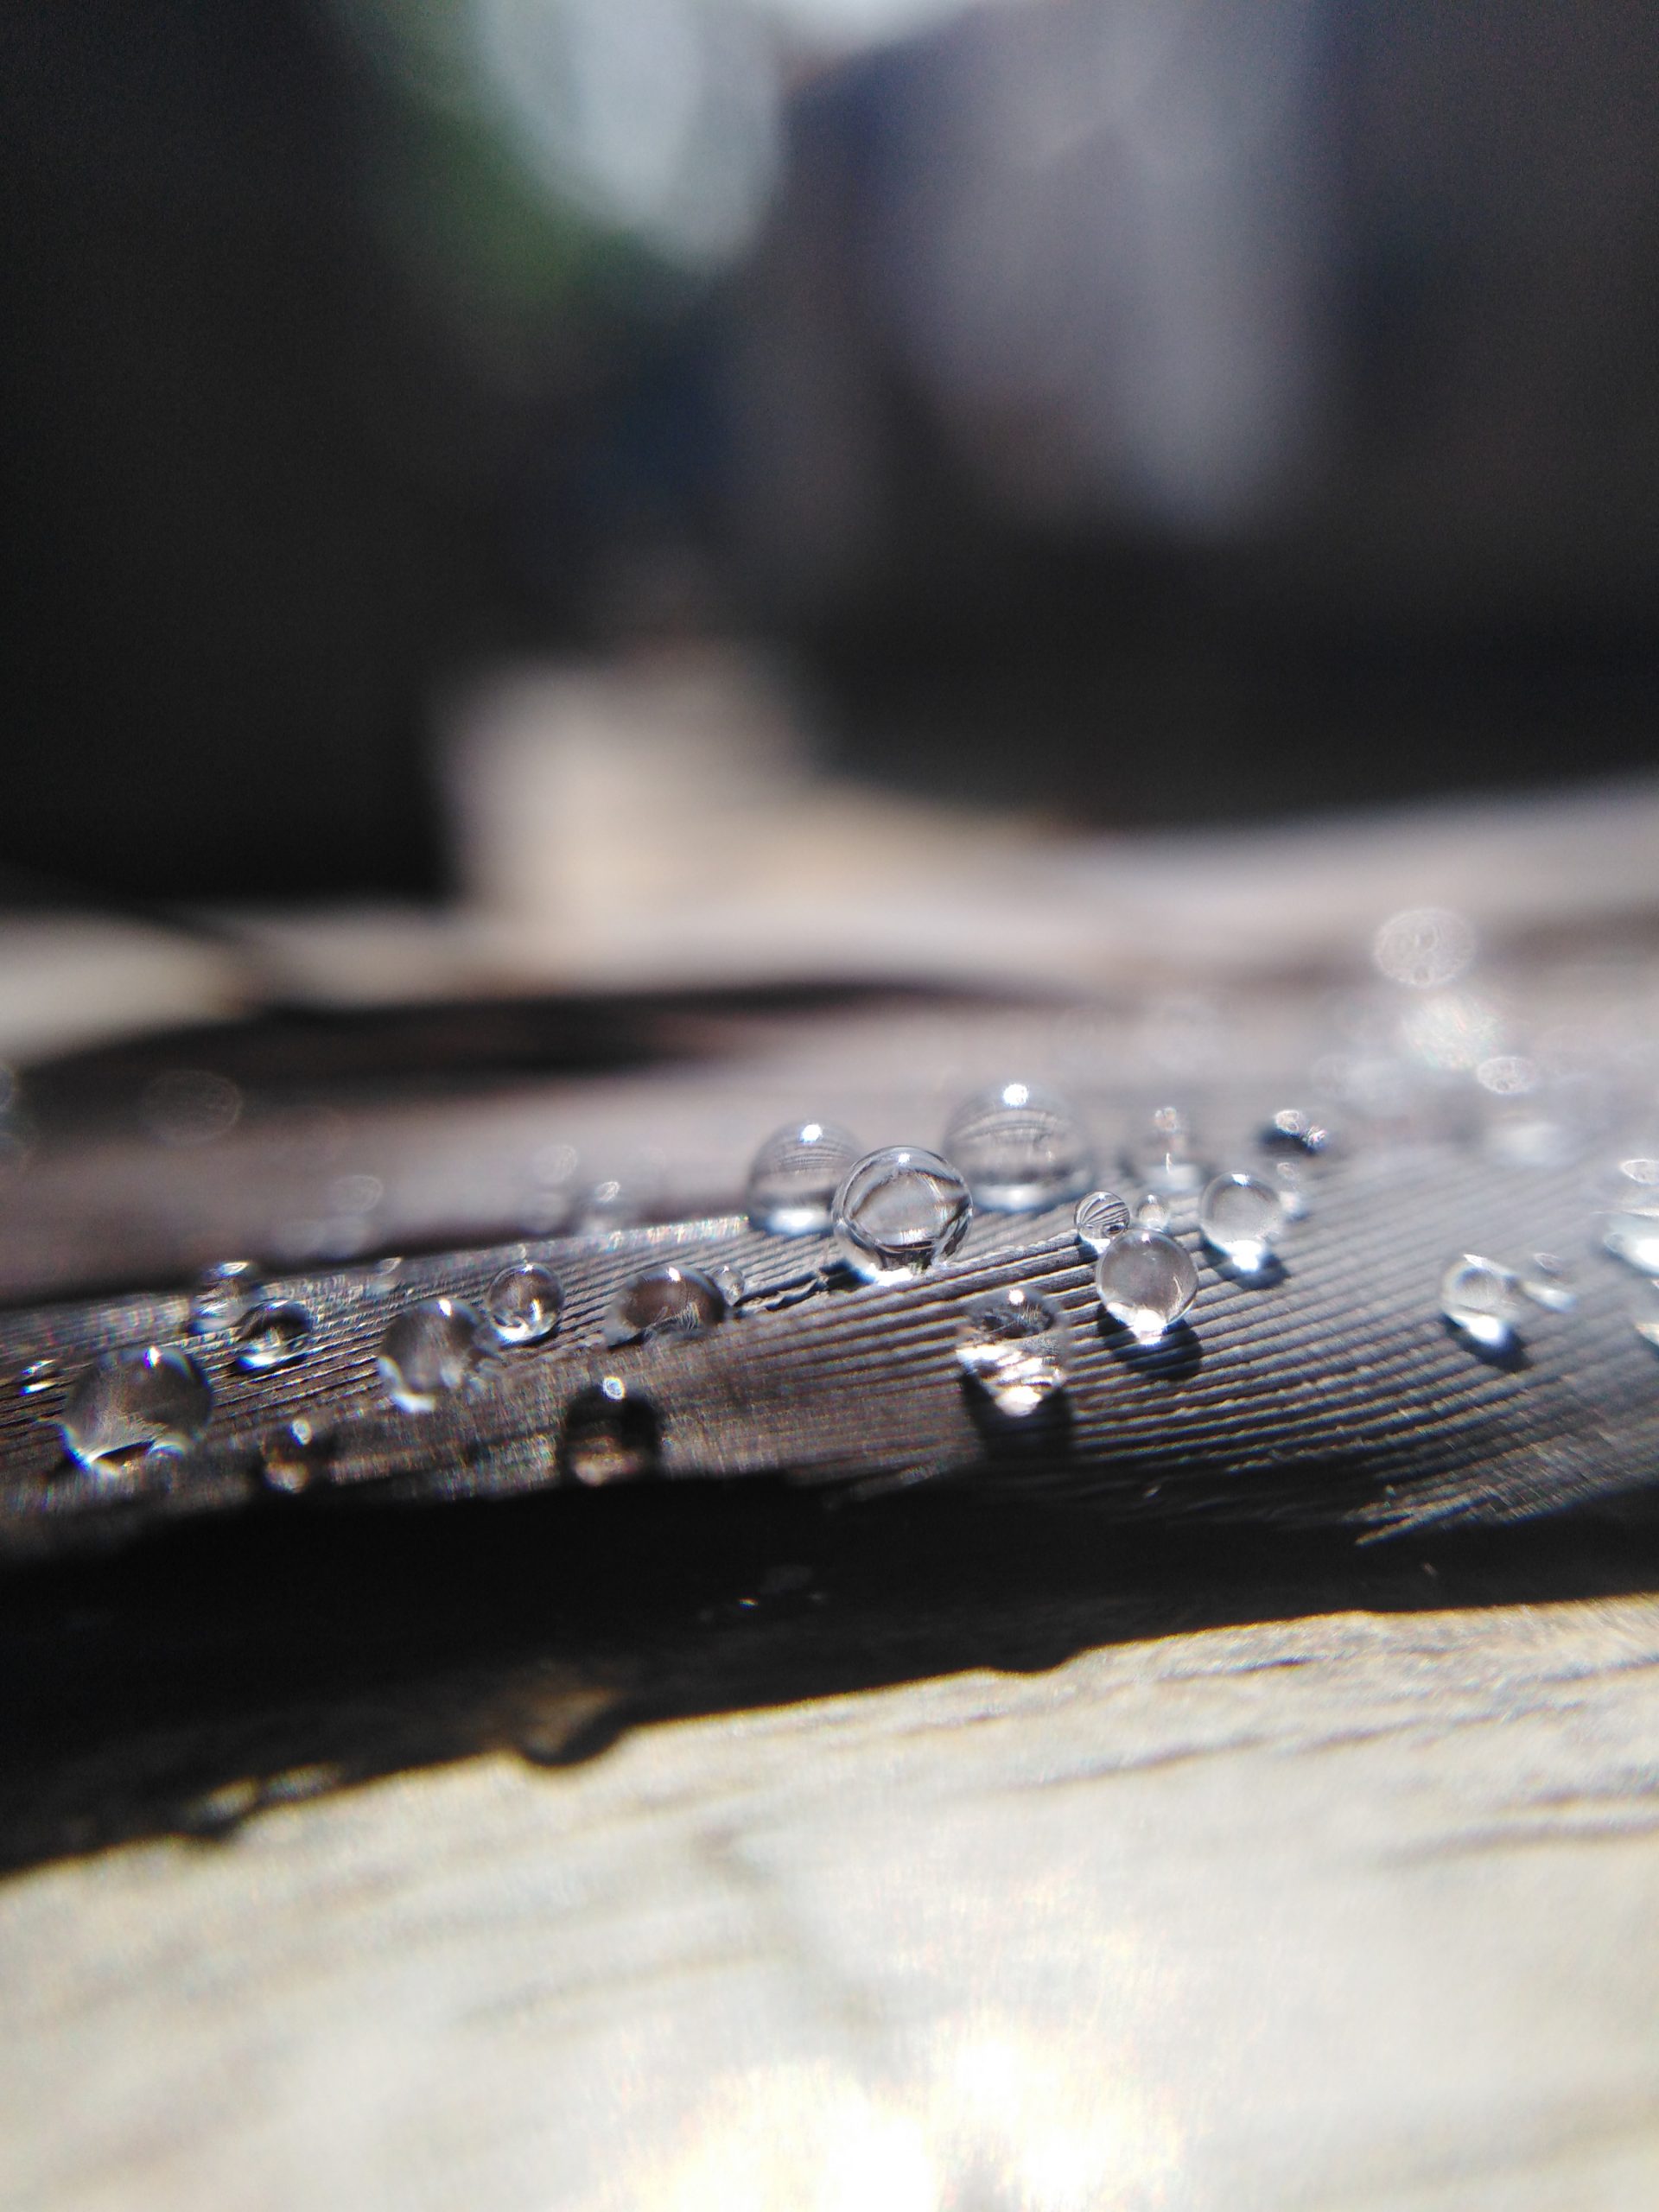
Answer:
[1198,1173,1285,1272]
[941,1083,1092,1211]
[59,1346,213,1471]
[1124,1106,1205,1196]
[1132,1191,1171,1231]
[747,1121,861,1235]
[1439,1255,1528,1350]
[1095,1230,1198,1343]
[260,1416,328,1495]
[1268,1160,1309,1221]
[831,1147,972,1283]
[1073,1188,1131,1257]
[232,1300,315,1372]
[188,1260,263,1335]
[1630,1279,1659,1350]
[603,1263,728,1346]
[362,1256,405,1300]
[379,1297,482,1414]
[1520,1253,1577,1313]
[560,1377,661,1484]
[1372,906,1477,989]
[955,1287,1069,1416]
[486,1262,563,1347]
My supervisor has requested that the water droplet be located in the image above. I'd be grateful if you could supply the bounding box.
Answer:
[188,1260,263,1335]
[1269,1160,1309,1220]
[232,1300,315,1372]
[59,1347,212,1471]
[1259,1108,1331,1157]
[1520,1253,1577,1313]
[1095,1230,1198,1343]
[1630,1280,1659,1350]
[1440,1255,1528,1349]
[1594,1154,1659,1273]
[941,1083,1092,1211]
[18,1357,60,1398]
[1073,1188,1130,1256]
[139,1069,243,1147]
[956,1286,1069,1415]
[379,1298,482,1413]
[603,1263,728,1346]
[1133,1191,1171,1231]
[746,1120,861,1235]
[561,1377,660,1484]
[260,1416,328,1495]
[1373,907,1477,988]
[1198,1173,1285,1271]
[831,1147,972,1282]
[1124,1106,1205,1195]
[486,1262,563,1346]
[362,1256,405,1300]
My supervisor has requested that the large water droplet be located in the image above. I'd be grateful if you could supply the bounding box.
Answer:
[561,1377,660,1484]
[956,1286,1069,1416]
[1198,1173,1285,1271]
[232,1300,314,1372]
[486,1262,563,1346]
[59,1346,213,1471]
[747,1120,861,1235]
[188,1260,263,1335]
[603,1263,728,1346]
[379,1298,482,1413]
[1096,1230,1198,1343]
[1124,1106,1205,1196]
[1440,1255,1527,1349]
[941,1083,1092,1211]
[1073,1188,1130,1255]
[831,1147,972,1282]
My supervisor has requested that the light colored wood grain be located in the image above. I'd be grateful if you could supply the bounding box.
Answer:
[6,1592,1659,2210]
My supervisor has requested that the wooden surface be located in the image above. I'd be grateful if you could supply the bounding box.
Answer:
[5,1495,1659,2209]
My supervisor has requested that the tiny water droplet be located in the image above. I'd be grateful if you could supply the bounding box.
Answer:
[603,1263,728,1346]
[1520,1253,1577,1313]
[746,1120,861,1235]
[1630,1279,1659,1350]
[1073,1188,1130,1256]
[1440,1255,1527,1349]
[1096,1230,1198,1343]
[956,1286,1069,1415]
[941,1082,1092,1211]
[831,1147,972,1282]
[1133,1191,1171,1231]
[260,1416,328,1494]
[486,1262,563,1346]
[59,1346,213,1471]
[561,1377,661,1484]
[189,1260,263,1335]
[1259,1108,1332,1158]
[1198,1173,1285,1271]
[1124,1106,1205,1195]
[139,1069,243,1147]
[379,1298,482,1413]
[232,1300,315,1372]
[362,1256,405,1300]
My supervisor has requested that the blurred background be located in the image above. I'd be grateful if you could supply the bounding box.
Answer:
[4,0,1656,906]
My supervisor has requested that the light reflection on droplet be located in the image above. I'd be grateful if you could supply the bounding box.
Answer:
[486,1262,563,1346]
[603,1263,728,1346]
[1123,1106,1205,1195]
[1073,1188,1130,1256]
[1520,1253,1577,1313]
[1095,1230,1198,1343]
[232,1301,315,1372]
[1198,1173,1284,1271]
[188,1260,264,1335]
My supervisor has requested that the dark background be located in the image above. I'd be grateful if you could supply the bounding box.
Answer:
[3,0,1656,904]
